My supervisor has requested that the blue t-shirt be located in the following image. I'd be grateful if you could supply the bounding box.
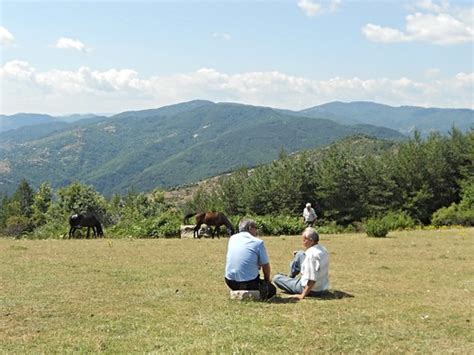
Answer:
[225,231,269,282]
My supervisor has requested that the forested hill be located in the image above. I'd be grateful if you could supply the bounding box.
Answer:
[0,101,404,196]
[299,101,474,135]
[0,113,101,133]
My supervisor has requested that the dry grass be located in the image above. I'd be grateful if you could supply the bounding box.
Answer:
[1,228,473,353]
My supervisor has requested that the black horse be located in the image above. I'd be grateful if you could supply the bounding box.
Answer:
[184,211,234,239]
[69,214,104,238]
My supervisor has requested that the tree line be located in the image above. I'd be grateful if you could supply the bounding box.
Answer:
[1,129,472,238]
[188,129,473,228]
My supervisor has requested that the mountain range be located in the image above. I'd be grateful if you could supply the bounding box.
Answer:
[0,100,472,196]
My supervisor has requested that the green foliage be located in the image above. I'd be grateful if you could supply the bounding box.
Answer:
[431,205,474,227]
[146,210,182,238]
[252,215,304,236]
[12,179,34,219]
[31,182,53,228]
[431,181,474,227]
[5,215,31,237]
[1,129,472,239]
[189,130,473,228]
[380,211,417,231]
[0,195,9,229]
[365,218,390,238]
[56,182,108,222]
[29,219,68,240]
[0,102,405,196]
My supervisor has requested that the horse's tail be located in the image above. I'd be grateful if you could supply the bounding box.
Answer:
[184,213,195,224]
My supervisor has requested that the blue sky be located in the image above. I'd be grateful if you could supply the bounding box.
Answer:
[1,0,473,115]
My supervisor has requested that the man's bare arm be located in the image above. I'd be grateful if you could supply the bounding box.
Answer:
[261,263,271,281]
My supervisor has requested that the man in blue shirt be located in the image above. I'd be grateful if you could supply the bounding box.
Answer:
[225,218,276,300]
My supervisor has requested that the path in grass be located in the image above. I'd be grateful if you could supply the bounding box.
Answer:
[1,228,473,353]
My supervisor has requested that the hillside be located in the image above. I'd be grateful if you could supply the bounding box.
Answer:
[0,101,404,195]
[0,113,102,133]
[164,134,398,206]
[0,113,57,132]
[300,101,473,135]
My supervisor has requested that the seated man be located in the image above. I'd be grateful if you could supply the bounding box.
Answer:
[224,218,276,300]
[273,227,329,300]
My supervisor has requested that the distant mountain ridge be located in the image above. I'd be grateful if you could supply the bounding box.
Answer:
[0,100,405,195]
[299,101,473,135]
[0,113,102,133]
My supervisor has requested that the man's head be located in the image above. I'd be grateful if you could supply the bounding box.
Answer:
[302,227,319,247]
[239,218,257,236]
[306,202,311,209]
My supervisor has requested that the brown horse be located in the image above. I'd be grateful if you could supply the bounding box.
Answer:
[184,211,234,239]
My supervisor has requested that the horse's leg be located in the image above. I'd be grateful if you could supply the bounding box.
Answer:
[69,226,74,238]
[86,227,90,239]
[194,223,201,238]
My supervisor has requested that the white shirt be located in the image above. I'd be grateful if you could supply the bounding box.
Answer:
[300,244,329,292]
[303,207,317,222]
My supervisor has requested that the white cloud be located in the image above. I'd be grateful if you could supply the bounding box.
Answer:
[53,37,91,52]
[1,60,472,114]
[0,26,15,46]
[212,32,232,41]
[298,0,321,17]
[362,24,407,43]
[0,60,35,80]
[362,1,473,45]
[298,0,341,17]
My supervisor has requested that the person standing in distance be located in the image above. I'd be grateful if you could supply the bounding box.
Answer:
[302,202,317,227]
[224,218,276,300]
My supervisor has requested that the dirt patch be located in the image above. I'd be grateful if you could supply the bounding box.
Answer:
[0,160,11,173]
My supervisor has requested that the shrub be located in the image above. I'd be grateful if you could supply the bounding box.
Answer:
[30,220,68,240]
[432,204,474,227]
[4,216,31,237]
[365,218,389,238]
[143,210,182,238]
[381,211,417,231]
[253,215,303,236]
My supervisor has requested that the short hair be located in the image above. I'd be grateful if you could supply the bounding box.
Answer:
[239,218,256,232]
[306,203,311,207]
[303,227,319,243]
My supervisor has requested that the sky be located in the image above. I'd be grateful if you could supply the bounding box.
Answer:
[0,0,473,115]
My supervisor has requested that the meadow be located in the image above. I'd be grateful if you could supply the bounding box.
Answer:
[1,228,473,353]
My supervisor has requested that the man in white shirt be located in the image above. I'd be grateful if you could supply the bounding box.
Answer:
[302,203,317,227]
[273,227,329,300]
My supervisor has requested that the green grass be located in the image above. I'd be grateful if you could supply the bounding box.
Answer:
[1,228,473,353]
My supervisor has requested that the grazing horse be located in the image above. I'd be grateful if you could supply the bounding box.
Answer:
[69,214,104,238]
[184,211,234,239]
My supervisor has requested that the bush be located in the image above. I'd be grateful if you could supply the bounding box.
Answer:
[432,204,474,227]
[147,210,182,238]
[253,215,303,236]
[366,218,389,238]
[381,211,417,231]
[4,216,31,237]
[30,220,68,239]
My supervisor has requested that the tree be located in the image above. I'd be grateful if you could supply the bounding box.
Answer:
[315,146,365,224]
[31,182,53,227]
[11,179,34,219]
[56,182,107,221]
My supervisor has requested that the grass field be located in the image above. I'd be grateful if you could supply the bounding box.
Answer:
[1,228,473,353]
